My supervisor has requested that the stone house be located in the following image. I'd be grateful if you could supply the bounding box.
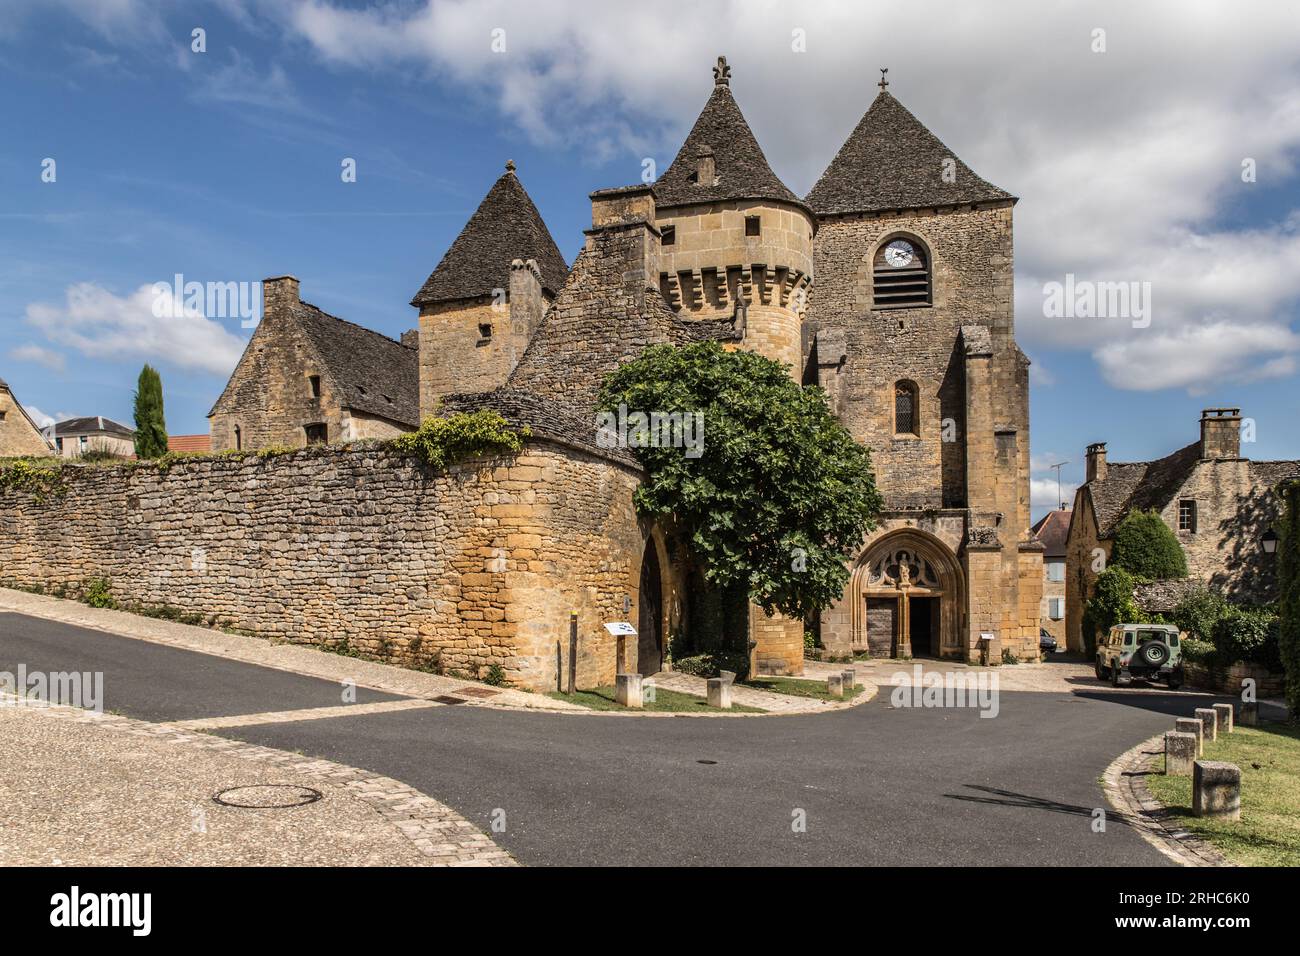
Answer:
[51,417,135,459]
[1064,408,1300,652]
[208,279,420,451]
[0,378,54,457]
[21,56,1044,689]
[1030,507,1070,645]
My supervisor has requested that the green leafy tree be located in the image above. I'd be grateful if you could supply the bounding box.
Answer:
[1171,586,1230,642]
[1111,509,1188,580]
[599,341,882,619]
[132,364,168,459]
[1278,480,1300,717]
[1082,566,1140,654]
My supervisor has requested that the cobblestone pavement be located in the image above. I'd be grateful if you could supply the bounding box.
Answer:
[0,693,514,867]
[0,588,582,712]
[648,670,875,713]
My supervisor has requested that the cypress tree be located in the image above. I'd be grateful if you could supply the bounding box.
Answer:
[133,364,168,459]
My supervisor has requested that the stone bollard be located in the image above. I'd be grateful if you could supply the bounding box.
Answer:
[1212,702,1234,734]
[827,674,844,699]
[1164,731,1198,776]
[1194,707,1219,742]
[1192,760,1241,820]
[1239,700,1258,726]
[615,673,643,708]
[841,669,856,693]
[1175,717,1204,756]
[719,669,737,686]
[707,677,731,709]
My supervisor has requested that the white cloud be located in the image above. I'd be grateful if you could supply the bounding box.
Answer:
[22,405,56,428]
[1031,477,1077,510]
[24,282,246,376]
[194,50,303,113]
[9,343,66,371]
[267,0,1300,393]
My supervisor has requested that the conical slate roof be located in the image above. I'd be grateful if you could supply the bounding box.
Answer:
[653,57,805,212]
[806,91,1014,216]
[410,163,569,307]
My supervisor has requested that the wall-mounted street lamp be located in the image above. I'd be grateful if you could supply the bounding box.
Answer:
[1261,528,1279,554]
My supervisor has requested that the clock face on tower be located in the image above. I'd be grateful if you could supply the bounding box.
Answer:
[884,239,915,268]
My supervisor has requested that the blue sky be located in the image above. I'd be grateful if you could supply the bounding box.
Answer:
[2,1,1298,524]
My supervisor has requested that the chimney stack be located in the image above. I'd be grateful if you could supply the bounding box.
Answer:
[262,275,300,320]
[1085,442,1108,483]
[1200,407,1242,460]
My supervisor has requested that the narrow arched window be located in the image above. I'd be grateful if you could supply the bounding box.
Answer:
[233,425,242,451]
[895,381,919,436]
[873,235,931,308]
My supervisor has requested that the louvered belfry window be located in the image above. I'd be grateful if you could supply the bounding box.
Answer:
[895,381,919,436]
[873,235,931,308]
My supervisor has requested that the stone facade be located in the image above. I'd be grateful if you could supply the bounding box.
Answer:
[0,380,54,457]
[0,440,667,691]
[1031,508,1070,646]
[1065,408,1300,651]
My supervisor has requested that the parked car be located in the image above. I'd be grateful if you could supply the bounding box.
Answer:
[1039,628,1057,654]
[1095,623,1184,689]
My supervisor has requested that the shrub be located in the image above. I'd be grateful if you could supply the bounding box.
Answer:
[1212,606,1282,671]
[1281,480,1300,718]
[803,630,817,654]
[672,650,750,681]
[1111,509,1188,580]
[389,410,528,470]
[1170,586,1230,642]
[0,458,67,502]
[82,577,117,609]
[483,663,507,686]
[1082,566,1140,654]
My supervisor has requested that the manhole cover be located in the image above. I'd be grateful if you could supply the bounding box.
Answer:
[454,686,501,699]
[212,785,323,809]
[696,759,718,765]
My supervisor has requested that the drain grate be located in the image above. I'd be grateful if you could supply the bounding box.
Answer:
[212,784,323,809]
[432,695,467,705]
[453,686,501,699]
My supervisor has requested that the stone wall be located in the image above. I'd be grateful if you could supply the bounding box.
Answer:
[0,440,649,691]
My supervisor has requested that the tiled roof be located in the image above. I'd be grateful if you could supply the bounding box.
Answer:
[806,91,1014,216]
[653,60,805,213]
[293,301,420,427]
[411,164,568,307]
[1030,508,1072,558]
[54,416,134,438]
[1250,460,1300,489]
[167,434,211,454]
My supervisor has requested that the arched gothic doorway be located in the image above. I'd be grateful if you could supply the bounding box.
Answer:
[637,539,664,676]
[850,530,964,660]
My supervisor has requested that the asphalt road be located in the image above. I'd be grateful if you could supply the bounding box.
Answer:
[1,610,1230,866]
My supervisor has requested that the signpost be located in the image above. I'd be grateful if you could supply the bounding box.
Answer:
[605,622,637,674]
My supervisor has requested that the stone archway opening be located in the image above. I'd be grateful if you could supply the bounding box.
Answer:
[637,539,665,676]
[850,531,964,660]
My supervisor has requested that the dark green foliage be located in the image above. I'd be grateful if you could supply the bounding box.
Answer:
[389,410,528,469]
[133,364,168,460]
[1111,509,1188,580]
[1082,566,1140,654]
[671,651,751,681]
[599,341,882,619]
[1170,586,1230,642]
[1212,606,1281,672]
[1278,481,1300,717]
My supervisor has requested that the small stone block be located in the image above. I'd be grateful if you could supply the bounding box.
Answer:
[719,669,736,686]
[1239,701,1258,726]
[1175,717,1204,756]
[706,677,731,709]
[841,669,855,691]
[827,674,844,698]
[1212,702,1234,734]
[1192,760,1241,820]
[1164,731,1197,776]
[1194,707,1219,742]
[615,673,642,708]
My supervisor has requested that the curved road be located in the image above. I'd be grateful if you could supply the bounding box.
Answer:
[1,611,1234,866]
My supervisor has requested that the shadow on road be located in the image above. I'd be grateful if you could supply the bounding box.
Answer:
[943,783,1139,828]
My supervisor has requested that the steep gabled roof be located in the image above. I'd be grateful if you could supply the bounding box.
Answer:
[653,57,805,213]
[1030,508,1072,558]
[1084,441,1201,538]
[410,163,569,307]
[806,90,1014,216]
[293,301,420,427]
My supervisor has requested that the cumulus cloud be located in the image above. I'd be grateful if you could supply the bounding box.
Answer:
[1031,477,1077,511]
[24,282,246,376]
[265,0,1300,393]
[8,343,66,372]
[22,405,57,428]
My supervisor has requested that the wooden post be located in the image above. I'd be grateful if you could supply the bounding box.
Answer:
[567,610,578,695]
[616,634,626,675]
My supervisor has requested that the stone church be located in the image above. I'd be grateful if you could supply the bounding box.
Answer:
[208,57,1042,679]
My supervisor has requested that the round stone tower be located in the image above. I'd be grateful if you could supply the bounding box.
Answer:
[653,56,814,379]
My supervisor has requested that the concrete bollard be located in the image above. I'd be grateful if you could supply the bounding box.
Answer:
[841,669,856,693]
[707,677,731,709]
[1239,700,1258,726]
[719,669,737,686]
[1194,707,1219,742]
[827,674,844,698]
[1212,702,1234,734]
[1164,731,1198,776]
[1175,717,1204,756]
[1192,760,1241,820]
[615,673,643,708]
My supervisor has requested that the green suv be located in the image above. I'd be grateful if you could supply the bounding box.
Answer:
[1095,623,1184,689]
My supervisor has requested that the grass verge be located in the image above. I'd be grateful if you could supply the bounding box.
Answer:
[743,676,864,702]
[1145,722,1300,867]
[546,685,765,714]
